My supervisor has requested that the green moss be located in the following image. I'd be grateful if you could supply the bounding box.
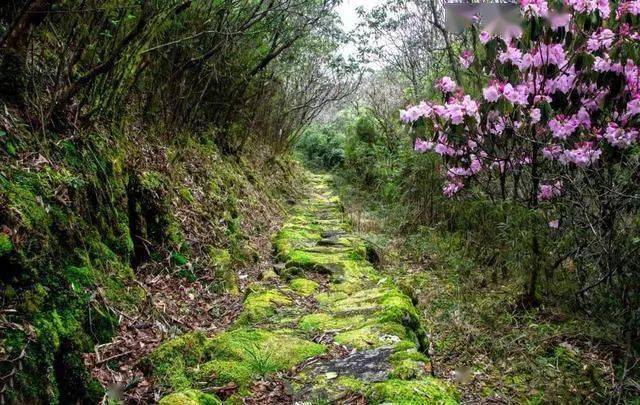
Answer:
[367,378,459,404]
[260,268,279,281]
[377,290,421,325]
[196,328,324,394]
[171,252,189,266]
[389,358,427,380]
[146,332,209,391]
[21,283,48,314]
[298,312,366,332]
[0,233,13,255]
[289,278,319,296]
[238,288,292,324]
[159,389,222,405]
[333,322,408,349]
[140,170,165,190]
[178,188,195,204]
[0,173,51,229]
[210,248,238,294]
[66,266,95,289]
[390,348,428,363]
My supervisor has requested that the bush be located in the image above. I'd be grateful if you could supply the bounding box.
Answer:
[296,126,345,170]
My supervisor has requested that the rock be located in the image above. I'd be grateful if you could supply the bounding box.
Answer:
[321,229,347,238]
[317,236,341,246]
[258,269,279,281]
[272,262,286,274]
[309,347,395,383]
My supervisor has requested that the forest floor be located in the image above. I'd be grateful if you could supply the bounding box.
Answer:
[134,173,459,404]
[87,172,624,404]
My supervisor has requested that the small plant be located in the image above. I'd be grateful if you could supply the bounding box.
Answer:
[243,344,277,378]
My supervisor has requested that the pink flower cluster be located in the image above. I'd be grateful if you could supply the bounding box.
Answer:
[587,29,615,52]
[603,123,638,148]
[483,82,529,105]
[549,115,580,140]
[566,0,610,18]
[403,0,640,198]
[437,76,456,93]
[617,0,640,18]
[521,0,549,17]
[538,181,563,201]
[559,142,603,167]
[532,43,566,67]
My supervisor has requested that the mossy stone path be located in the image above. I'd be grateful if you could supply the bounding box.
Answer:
[149,174,459,404]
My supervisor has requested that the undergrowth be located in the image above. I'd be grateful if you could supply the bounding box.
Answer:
[333,178,636,403]
[0,110,303,403]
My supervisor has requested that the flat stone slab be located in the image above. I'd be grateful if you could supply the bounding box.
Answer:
[309,347,395,382]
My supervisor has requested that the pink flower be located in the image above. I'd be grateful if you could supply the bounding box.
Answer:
[443,181,464,197]
[517,53,533,71]
[488,116,507,135]
[560,142,602,167]
[461,95,478,116]
[538,181,563,201]
[531,108,542,123]
[532,43,566,67]
[483,84,501,102]
[448,167,471,177]
[498,45,523,65]
[418,101,434,118]
[503,83,529,105]
[415,138,435,152]
[434,142,457,156]
[587,29,615,52]
[520,0,549,17]
[542,144,563,160]
[603,122,638,147]
[549,12,572,30]
[568,0,610,18]
[437,76,457,93]
[625,97,640,118]
[549,71,576,94]
[549,115,579,140]
[400,105,422,123]
[460,50,474,68]
[469,158,482,174]
[479,31,491,44]
[593,55,612,72]
[548,219,560,229]
[445,101,465,124]
[617,0,640,18]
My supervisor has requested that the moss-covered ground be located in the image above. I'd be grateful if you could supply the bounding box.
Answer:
[0,123,303,403]
[147,174,459,403]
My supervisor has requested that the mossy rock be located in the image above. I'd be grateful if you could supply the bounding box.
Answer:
[289,278,319,296]
[366,378,459,404]
[145,332,209,390]
[199,328,324,391]
[149,328,325,396]
[237,288,292,324]
[159,389,222,405]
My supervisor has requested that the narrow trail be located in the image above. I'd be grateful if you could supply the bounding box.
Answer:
[149,174,459,404]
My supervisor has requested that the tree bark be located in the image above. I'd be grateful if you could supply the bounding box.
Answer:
[0,0,58,51]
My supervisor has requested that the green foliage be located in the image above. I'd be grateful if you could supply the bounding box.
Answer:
[296,125,345,170]
[0,233,13,256]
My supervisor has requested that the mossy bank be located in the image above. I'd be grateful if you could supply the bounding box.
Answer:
[0,123,301,403]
